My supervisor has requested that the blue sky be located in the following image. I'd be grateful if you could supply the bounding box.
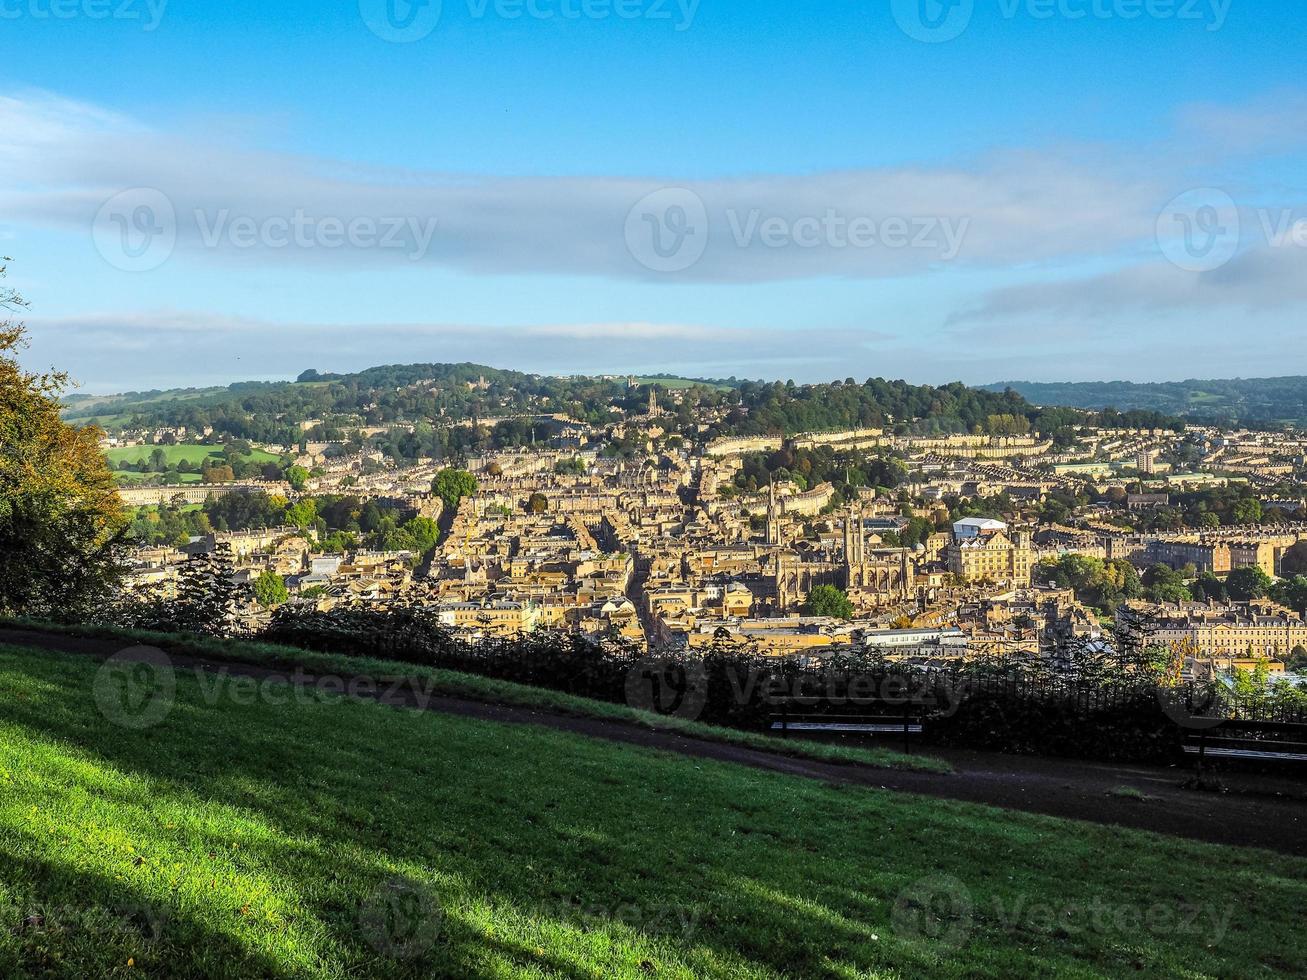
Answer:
[4,0,1307,391]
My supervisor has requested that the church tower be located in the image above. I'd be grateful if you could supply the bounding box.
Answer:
[844,501,864,586]
[766,479,780,547]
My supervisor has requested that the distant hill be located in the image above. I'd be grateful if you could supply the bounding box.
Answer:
[63,361,1191,455]
[984,377,1307,426]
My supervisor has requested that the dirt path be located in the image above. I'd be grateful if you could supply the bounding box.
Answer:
[3,627,1304,856]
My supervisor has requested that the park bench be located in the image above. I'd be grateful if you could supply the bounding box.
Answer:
[768,695,929,753]
[1183,718,1307,767]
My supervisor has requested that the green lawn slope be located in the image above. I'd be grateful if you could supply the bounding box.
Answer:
[0,644,1301,979]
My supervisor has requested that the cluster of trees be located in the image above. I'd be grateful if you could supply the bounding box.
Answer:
[432,469,477,511]
[801,585,854,619]
[718,378,1038,438]
[0,271,125,618]
[1111,485,1301,533]
[128,492,440,559]
[1035,555,1143,613]
[1039,552,1307,618]
[733,445,908,499]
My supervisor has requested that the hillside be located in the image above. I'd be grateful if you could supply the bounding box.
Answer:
[2,641,1303,978]
[986,377,1307,426]
[62,361,1191,461]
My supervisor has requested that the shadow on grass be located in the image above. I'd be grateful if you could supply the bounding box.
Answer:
[0,645,1303,978]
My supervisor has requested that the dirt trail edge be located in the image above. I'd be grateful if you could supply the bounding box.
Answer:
[2,626,1303,857]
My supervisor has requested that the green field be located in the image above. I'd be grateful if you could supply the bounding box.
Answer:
[106,444,281,469]
[636,377,734,392]
[0,643,1301,979]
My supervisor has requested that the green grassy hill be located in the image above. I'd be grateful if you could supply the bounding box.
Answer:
[1,643,1302,978]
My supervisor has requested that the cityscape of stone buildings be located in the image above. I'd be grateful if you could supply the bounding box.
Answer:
[111,385,1307,681]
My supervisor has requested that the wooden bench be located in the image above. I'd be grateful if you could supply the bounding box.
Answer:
[768,697,929,754]
[1183,719,1307,768]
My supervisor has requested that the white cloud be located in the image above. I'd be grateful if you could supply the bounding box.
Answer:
[0,90,1172,283]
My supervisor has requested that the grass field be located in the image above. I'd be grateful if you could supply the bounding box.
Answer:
[105,444,281,468]
[1,643,1302,979]
[635,377,734,392]
[3,621,949,775]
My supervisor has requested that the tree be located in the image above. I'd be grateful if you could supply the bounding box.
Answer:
[1142,563,1192,604]
[527,492,548,515]
[172,544,246,635]
[1270,576,1307,615]
[0,268,126,618]
[432,468,477,511]
[1190,571,1228,603]
[1227,566,1273,602]
[802,585,854,620]
[1230,497,1263,525]
[397,516,439,553]
[253,570,289,607]
[285,465,310,491]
